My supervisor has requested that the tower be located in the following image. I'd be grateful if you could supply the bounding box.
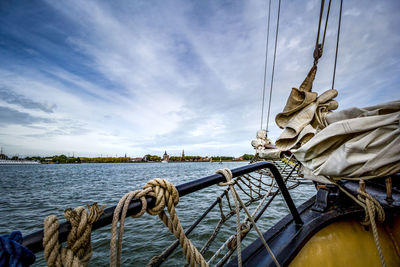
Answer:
[181,149,185,161]
[162,151,169,162]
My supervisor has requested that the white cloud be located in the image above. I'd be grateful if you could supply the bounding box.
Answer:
[0,0,399,157]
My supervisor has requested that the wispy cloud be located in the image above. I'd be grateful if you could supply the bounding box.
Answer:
[0,87,55,113]
[0,0,399,157]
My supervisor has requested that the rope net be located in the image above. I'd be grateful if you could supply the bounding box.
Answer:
[38,157,311,267]
[141,158,309,267]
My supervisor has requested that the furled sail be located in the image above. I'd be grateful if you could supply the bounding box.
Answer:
[275,65,400,181]
[294,100,400,181]
[275,65,338,151]
[251,129,281,160]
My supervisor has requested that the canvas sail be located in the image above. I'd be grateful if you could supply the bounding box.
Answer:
[275,66,400,182]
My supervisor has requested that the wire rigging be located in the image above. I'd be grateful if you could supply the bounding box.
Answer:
[314,0,332,64]
[260,0,272,130]
[315,0,325,51]
[260,0,340,135]
[321,0,332,50]
[332,0,343,89]
[265,0,281,134]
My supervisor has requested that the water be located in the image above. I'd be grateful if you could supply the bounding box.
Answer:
[0,162,315,266]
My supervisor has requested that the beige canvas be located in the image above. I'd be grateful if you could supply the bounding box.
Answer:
[294,100,400,180]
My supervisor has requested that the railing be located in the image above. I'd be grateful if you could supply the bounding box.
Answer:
[22,161,304,263]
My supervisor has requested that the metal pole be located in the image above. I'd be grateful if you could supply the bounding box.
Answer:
[269,163,303,225]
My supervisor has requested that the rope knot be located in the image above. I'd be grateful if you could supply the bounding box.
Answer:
[43,203,105,267]
[216,168,235,186]
[143,178,179,216]
[357,189,385,225]
[111,178,208,267]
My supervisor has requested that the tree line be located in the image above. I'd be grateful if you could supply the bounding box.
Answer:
[2,153,255,163]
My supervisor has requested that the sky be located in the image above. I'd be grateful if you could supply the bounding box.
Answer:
[0,0,399,158]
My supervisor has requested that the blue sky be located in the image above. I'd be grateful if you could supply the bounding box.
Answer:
[0,0,399,157]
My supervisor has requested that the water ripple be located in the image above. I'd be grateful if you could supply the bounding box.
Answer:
[0,162,315,266]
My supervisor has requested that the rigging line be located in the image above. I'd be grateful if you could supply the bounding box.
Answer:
[260,0,272,130]
[332,0,343,89]
[315,0,325,49]
[321,0,332,51]
[265,0,281,133]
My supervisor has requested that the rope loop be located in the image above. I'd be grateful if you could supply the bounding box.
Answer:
[217,168,235,186]
[357,189,385,225]
[143,178,179,216]
[111,178,207,267]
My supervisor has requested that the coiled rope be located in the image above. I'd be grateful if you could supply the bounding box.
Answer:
[216,168,280,267]
[43,203,105,267]
[110,178,207,267]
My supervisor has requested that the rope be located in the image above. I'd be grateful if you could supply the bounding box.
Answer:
[314,0,332,64]
[332,0,343,89]
[217,169,242,266]
[217,168,280,267]
[207,236,234,265]
[357,189,386,267]
[110,188,152,267]
[321,0,332,53]
[147,165,303,265]
[110,178,207,267]
[265,0,281,133]
[43,203,105,267]
[332,181,386,267]
[260,0,272,130]
[315,0,325,51]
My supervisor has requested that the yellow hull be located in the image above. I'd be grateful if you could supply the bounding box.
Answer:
[290,217,400,267]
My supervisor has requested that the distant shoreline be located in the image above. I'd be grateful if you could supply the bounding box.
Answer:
[37,160,250,164]
[1,153,255,164]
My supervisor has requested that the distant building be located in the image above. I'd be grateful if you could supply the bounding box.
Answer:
[181,149,185,161]
[162,151,169,162]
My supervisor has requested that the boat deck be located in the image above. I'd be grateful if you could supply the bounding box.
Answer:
[227,178,400,266]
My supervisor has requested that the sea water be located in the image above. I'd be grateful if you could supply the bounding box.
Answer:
[0,162,315,266]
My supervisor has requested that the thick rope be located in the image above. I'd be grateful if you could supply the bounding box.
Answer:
[357,189,386,267]
[110,188,152,267]
[217,168,280,267]
[43,203,105,267]
[110,178,207,267]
